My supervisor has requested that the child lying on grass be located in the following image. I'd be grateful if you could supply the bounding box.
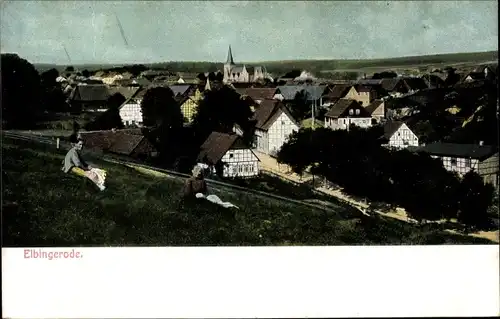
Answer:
[62,134,107,191]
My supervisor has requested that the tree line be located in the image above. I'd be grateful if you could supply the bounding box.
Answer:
[277,126,496,230]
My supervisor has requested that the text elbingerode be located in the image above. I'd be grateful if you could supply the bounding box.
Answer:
[24,249,83,260]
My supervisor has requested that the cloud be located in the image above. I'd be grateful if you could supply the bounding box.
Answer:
[0,0,497,64]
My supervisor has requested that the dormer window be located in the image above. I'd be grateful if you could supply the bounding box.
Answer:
[355,109,360,115]
[349,109,354,115]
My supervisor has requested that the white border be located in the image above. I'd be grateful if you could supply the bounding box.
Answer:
[3,246,499,318]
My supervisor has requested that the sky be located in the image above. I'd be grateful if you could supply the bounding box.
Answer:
[0,1,498,65]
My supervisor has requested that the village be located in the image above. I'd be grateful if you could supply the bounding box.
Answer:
[37,46,498,187]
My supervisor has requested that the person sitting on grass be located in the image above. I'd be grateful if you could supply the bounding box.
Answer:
[62,134,106,191]
[182,165,238,209]
[183,165,208,199]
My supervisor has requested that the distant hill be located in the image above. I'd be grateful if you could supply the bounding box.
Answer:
[33,50,498,75]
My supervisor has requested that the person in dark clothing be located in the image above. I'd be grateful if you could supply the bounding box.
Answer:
[182,165,208,198]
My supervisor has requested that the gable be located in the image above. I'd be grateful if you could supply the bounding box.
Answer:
[339,103,371,117]
[389,123,416,139]
[345,86,358,96]
[268,109,299,132]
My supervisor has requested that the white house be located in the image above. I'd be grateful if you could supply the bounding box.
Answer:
[118,88,147,126]
[197,132,260,178]
[381,121,419,149]
[408,142,499,189]
[249,100,300,157]
[324,99,373,130]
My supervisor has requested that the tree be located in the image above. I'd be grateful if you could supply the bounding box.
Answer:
[40,68,59,87]
[42,87,69,113]
[372,71,397,79]
[81,69,90,78]
[140,87,183,128]
[456,171,495,229]
[283,70,301,79]
[107,92,126,110]
[1,54,41,128]
[444,67,460,87]
[192,86,254,144]
[215,71,224,82]
[65,66,74,72]
[197,72,207,82]
[288,90,311,122]
[140,87,184,164]
[277,129,315,175]
[84,94,125,131]
[207,72,216,81]
[128,64,147,77]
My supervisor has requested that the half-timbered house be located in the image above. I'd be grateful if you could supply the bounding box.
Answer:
[408,142,499,189]
[249,100,300,157]
[197,132,260,178]
[381,121,419,149]
[118,87,148,126]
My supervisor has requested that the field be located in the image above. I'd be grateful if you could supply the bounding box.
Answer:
[34,50,498,76]
[2,138,495,246]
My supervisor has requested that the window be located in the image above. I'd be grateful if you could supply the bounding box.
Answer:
[229,153,234,158]
[349,109,354,115]
[238,165,243,173]
[464,158,471,167]
[355,109,360,115]
[450,158,457,166]
[281,120,285,125]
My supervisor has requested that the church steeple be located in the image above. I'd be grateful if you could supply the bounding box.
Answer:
[226,45,234,65]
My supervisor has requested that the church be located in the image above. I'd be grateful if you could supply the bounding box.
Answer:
[223,46,267,83]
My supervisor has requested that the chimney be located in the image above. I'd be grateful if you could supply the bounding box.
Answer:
[479,140,484,146]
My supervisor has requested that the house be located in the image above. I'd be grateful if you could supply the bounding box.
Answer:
[131,77,152,87]
[274,85,328,104]
[197,132,260,178]
[343,85,379,107]
[118,87,148,126]
[376,78,426,97]
[324,99,372,130]
[463,72,485,82]
[109,86,141,101]
[463,65,496,82]
[401,77,428,92]
[68,84,111,112]
[79,129,157,159]
[408,142,499,189]
[380,121,419,149]
[223,45,267,83]
[177,83,208,123]
[321,84,352,107]
[421,74,446,89]
[234,88,279,105]
[249,99,300,157]
[365,99,386,123]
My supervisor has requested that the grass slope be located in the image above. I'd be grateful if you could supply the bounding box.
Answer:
[2,139,493,246]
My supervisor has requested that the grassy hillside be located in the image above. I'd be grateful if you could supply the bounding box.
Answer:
[34,50,497,75]
[2,138,494,246]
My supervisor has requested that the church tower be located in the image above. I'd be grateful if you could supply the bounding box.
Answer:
[223,45,235,83]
